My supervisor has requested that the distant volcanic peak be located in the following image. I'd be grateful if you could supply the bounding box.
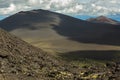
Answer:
[96,16,115,22]
[87,16,119,25]
[97,15,108,19]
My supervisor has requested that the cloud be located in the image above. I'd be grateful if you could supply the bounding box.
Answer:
[0,3,16,15]
[0,0,120,16]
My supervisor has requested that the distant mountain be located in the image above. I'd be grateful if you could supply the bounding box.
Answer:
[0,9,120,54]
[87,16,120,25]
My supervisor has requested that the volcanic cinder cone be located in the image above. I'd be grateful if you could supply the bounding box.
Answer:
[0,9,120,53]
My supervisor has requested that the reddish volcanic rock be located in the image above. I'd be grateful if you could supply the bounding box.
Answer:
[87,16,119,25]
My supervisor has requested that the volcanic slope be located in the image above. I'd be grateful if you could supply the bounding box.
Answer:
[0,9,120,54]
[0,28,120,80]
[0,28,77,80]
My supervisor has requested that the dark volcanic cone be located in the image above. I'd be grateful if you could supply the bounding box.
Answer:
[0,9,120,50]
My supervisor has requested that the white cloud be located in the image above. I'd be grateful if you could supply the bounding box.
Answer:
[28,0,40,6]
[0,0,120,16]
[0,3,16,15]
[110,0,117,3]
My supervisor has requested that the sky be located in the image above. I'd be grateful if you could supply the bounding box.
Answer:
[0,0,120,21]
